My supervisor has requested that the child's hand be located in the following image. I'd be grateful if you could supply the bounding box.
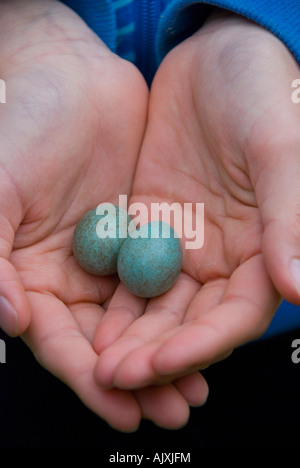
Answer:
[0,0,210,432]
[93,12,300,389]
[0,0,149,430]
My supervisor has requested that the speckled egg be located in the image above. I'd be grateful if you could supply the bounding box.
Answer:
[72,204,132,276]
[117,221,182,298]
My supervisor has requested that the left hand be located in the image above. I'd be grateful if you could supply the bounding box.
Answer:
[93,11,300,390]
[2,0,206,431]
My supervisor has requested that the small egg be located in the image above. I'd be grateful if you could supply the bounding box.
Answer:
[72,204,132,276]
[117,221,182,298]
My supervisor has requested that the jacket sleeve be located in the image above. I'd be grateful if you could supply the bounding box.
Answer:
[157,0,300,65]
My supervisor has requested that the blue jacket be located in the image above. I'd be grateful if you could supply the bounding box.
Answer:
[61,0,300,338]
[62,0,300,85]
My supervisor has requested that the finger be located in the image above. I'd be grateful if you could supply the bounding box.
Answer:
[245,72,300,304]
[153,254,280,375]
[135,384,190,429]
[258,150,300,304]
[93,273,200,388]
[23,291,141,432]
[110,277,223,388]
[0,259,31,336]
[93,282,146,354]
[174,371,209,407]
[0,212,30,336]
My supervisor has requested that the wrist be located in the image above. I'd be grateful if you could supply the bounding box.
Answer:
[0,0,109,72]
[199,7,261,38]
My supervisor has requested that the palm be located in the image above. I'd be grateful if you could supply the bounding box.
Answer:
[1,1,208,431]
[0,0,149,430]
[94,13,299,389]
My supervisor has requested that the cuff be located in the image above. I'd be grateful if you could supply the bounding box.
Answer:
[156,0,300,65]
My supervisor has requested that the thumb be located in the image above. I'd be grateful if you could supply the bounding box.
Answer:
[0,257,31,337]
[249,134,300,305]
[0,188,30,336]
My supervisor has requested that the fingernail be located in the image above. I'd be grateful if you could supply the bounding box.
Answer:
[290,258,300,295]
[0,296,18,336]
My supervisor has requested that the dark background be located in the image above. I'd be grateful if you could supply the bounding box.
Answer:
[1,313,300,449]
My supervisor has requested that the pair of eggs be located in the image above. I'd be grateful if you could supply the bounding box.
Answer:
[72,205,182,298]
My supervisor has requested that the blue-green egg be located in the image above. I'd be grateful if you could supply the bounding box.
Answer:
[72,204,132,276]
[117,221,182,298]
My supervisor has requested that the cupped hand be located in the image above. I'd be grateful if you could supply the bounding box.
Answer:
[93,11,300,390]
[0,0,149,430]
[0,0,209,431]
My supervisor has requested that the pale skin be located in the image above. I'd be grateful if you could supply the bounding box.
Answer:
[93,12,300,388]
[1,0,300,432]
[0,0,207,431]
